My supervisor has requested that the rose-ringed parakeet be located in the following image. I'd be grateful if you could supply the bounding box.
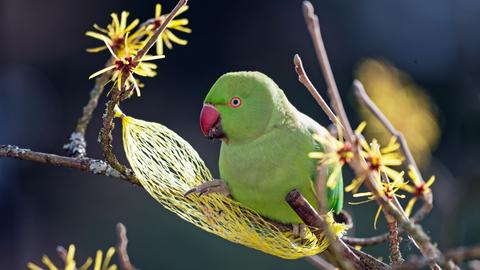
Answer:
[187,71,343,227]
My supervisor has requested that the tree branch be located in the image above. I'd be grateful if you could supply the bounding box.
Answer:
[302,1,354,141]
[98,0,188,185]
[294,54,339,126]
[396,245,480,270]
[300,2,444,268]
[63,0,187,158]
[117,223,135,270]
[286,189,366,270]
[305,255,337,270]
[353,80,433,222]
[63,60,113,158]
[135,0,188,60]
[0,145,133,182]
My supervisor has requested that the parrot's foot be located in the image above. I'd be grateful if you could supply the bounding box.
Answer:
[184,179,231,197]
[292,223,307,242]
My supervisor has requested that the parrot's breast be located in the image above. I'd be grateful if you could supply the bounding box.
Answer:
[219,126,319,224]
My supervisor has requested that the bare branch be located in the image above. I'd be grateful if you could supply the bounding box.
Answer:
[396,245,480,270]
[343,234,390,247]
[386,214,403,265]
[285,189,366,270]
[99,77,140,185]
[135,0,188,60]
[293,54,339,126]
[300,1,444,267]
[98,0,189,186]
[350,247,391,269]
[0,145,134,181]
[117,223,135,270]
[301,1,354,141]
[353,80,433,223]
[305,255,337,270]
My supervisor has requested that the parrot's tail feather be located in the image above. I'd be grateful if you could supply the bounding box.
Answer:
[121,114,347,259]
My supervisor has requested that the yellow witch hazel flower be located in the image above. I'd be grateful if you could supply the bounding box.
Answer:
[89,37,164,97]
[346,130,404,193]
[401,165,436,217]
[148,3,192,55]
[309,124,354,189]
[350,174,408,229]
[27,244,117,270]
[86,11,147,55]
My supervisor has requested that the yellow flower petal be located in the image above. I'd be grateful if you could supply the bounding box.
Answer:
[404,197,417,217]
[155,3,162,17]
[141,54,166,61]
[41,255,58,270]
[110,13,120,32]
[85,31,109,41]
[326,164,342,189]
[79,257,93,270]
[101,247,115,270]
[168,18,189,28]
[86,46,108,53]
[348,198,373,205]
[173,25,192,33]
[162,31,173,49]
[355,121,367,134]
[125,18,140,33]
[308,152,325,159]
[174,5,189,17]
[165,30,188,45]
[27,262,43,270]
[129,74,141,97]
[89,65,116,79]
[425,175,436,188]
[352,191,373,198]
[374,206,383,230]
[93,250,103,270]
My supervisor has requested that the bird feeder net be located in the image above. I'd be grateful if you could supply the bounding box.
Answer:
[120,113,347,259]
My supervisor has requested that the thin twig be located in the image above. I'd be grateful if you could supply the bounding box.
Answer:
[99,76,139,185]
[294,54,339,126]
[396,245,480,270]
[0,145,134,181]
[116,223,135,270]
[135,0,188,60]
[302,1,354,142]
[300,1,444,267]
[285,189,365,270]
[343,233,392,247]
[305,255,337,270]
[353,79,433,223]
[63,60,114,158]
[386,214,403,265]
[381,172,404,266]
[99,0,188,185]
[63,1,181,158]
[350,247,392,269]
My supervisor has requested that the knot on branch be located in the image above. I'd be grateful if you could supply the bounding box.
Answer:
[63,132,87,157]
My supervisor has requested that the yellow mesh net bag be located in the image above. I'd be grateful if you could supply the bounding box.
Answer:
[119,112,346,259]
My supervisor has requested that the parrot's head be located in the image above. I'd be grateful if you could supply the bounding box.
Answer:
[200,71,281,143]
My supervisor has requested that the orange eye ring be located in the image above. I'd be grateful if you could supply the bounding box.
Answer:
[229,97,242,108]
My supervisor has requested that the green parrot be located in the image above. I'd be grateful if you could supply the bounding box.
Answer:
[188,71,343,226]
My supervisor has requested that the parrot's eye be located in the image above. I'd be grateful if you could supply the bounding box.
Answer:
[229,97,242,108]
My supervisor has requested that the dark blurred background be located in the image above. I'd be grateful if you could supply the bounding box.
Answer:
[1,0,480,269]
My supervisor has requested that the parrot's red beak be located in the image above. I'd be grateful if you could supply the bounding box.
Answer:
[200,104,225,140]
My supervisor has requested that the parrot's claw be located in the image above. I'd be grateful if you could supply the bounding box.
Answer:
[292,224,307,243]
[184,179,231,197]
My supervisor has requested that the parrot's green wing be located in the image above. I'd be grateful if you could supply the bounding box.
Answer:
[300,113,344,214]
[325,165,344,214]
